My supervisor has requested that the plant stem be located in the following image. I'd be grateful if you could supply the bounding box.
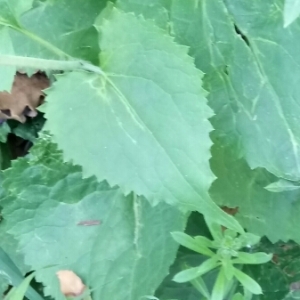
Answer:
[0,55,105,75]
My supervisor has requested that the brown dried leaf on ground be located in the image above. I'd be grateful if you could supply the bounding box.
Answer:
[56,270,86,297]
[0,72,49,122]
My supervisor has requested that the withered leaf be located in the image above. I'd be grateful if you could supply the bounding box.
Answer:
[56,270,86,297]
[0,72,49,123]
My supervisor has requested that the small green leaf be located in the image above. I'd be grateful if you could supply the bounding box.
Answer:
[222,259,235,281]
[171,232,214,256]
[232,293,245,300]
[233,268,262,295]
[173,257,219,283]
[0,122,11,142]
[238,233,261,247]
[5,272,36,300]
[191,276,210,298]
[233,252,272,265]
[264,179,300,192]
[194,236,214,249]
[284,0,300,27]
[206,221,224,243]
[211,267,227,300]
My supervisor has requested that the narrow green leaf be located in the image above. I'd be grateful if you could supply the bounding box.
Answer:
[194,236,215,249]
[211,267,227,300]
[206,221,223,243]
[173,257,219,283]
[222,259,235,281]
[171,232,214,256]
[191,276,210,298]
[0,248,42,300]
[45,8,242,233]
[234,268,262,295]
[5,272,36,300]
[264,179,300,193]
[284,0,300,27]
[233,252,272,265]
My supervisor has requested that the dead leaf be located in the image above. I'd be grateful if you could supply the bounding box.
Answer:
[0,72,49,123]
[56,270,86,297]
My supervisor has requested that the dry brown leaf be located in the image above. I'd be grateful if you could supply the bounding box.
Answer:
[0,72,49,123]
[56,270,86,297]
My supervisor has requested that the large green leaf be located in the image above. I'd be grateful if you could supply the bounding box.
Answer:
[1,137,186,300]
[0,0,106,66]
[222,0,300,180]
[44,8,241,231]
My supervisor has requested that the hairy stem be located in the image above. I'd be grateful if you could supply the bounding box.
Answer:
[0,55,105,75]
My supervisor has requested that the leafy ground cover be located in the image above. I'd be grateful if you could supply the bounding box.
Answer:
[0,0,300,299]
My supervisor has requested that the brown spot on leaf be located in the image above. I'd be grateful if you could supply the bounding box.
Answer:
[0,72,49,123]
[56,270,86,297]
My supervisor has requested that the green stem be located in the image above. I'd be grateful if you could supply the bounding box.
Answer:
[0,55,105,75]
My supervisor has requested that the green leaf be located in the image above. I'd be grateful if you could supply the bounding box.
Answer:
[233,252,272,265]
[222,0,300,181]
[170,0,236,73]
[211,267,227,300]
[1,137,186,300]
[233,268,262,295]
[0,0,107,68]
[190,276,210,299]
[0,0,33,25]
[222,259,234,281]
[0,122,11,142]
[44,8,242,232]
[264,179,300,193]
[171,232,214,256]
[116,0,170,29]
[232,293,244,300]
[210,136,300,243]
[0,28,16,91]
[173,257,219,283]
[5,272,36,300]
[284,0,300,27]
[0,248,42,300]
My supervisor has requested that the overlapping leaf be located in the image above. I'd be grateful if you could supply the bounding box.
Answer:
[209,137,300,243]
[0,136,186,300]
[44,8,241,231]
